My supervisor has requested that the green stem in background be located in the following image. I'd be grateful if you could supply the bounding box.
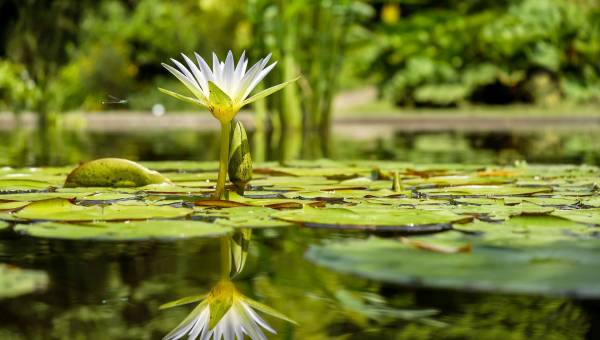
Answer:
[252,83,267,163]
[214,120,232,199]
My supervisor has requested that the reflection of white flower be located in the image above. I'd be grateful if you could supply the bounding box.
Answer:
[160,51,297,123]
[163,280,295,340]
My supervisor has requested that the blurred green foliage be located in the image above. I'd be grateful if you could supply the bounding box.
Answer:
[372,0,600,106]
[2,0,598,113]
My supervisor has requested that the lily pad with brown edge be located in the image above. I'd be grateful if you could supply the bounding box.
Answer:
[306,232,600,298]
[273,206,471,231]
[0,264,48,299]
[14,220,232,241]
[14,198,192,222]
[64,158,171,188]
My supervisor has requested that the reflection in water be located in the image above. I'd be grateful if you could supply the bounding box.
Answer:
[161,230,295,340]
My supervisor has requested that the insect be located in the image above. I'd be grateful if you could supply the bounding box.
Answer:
[102,94,128,105]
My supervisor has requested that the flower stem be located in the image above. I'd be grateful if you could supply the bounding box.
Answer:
[220,236,231,279]
[214,120,232,199]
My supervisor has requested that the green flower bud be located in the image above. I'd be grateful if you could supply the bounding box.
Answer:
[392,171,403,192]
[228,120,252,194]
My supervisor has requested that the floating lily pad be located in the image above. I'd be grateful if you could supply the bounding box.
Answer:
[0,221,8,230]
[0,179,53,191]
[418,185,552,198]
[451,202,554,221]
[15,220,231,241]
[0,264,48,299]
[198,206,294,229]
[64,158,171,187]
[273,206,470,231]
[306,233,600,297]
[15,198,192,221]
[455,216,597,244]
[552,209,600,225]
[0,201,30,211]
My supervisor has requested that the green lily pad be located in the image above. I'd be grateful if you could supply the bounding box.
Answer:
[551,209,600,225]
[306,233,600,297]
[64,158,171,188]
[455,216,597,244]
[14,198,192,221]
[0,201,30,211]
[273,206,470,231]
[0,264,48,299]
[451,202,554,221]
[0,179,53,191]
[0,221,8,230]
[419,185,552,198]
[15,220,231,241]
[198,206,294,229]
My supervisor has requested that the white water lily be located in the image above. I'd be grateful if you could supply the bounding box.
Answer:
[162,280,296,340]
[159,51,298,199]
[160,51,297,123]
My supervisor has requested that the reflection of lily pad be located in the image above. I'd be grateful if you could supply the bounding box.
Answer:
[274,207,470,231]
[307,233,600,297]
[0,264,48,299]
[15,220,231,241]
[15,198,192,221]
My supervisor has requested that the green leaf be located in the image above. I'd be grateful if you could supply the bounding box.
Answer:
[159,294,208,310]
[64,158,171,188]
[0,221,9,230]
[244,297,298,325]
[15,198,192,221]
[242,76,300,106]
[209,296,233,330]
[158,87,207,107]
[307,233,600,297]
[14,220,231,241]
[273,206,470,231]
[208,81,232,107]
[552,209,600,225]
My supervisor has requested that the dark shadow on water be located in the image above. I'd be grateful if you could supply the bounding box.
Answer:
[0,227,599,339]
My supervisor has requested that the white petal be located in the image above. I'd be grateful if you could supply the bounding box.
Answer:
[223,50,235,95]
[234,61,265,101]
[161,63,205,100]
[241,302,276,334]
[241,62,277,100]
[235,304,267,340]
[181,53,208,97]
[234,51,247,82]
[188,309,210,339]
[170,58,200,88]
[195,52,215,83]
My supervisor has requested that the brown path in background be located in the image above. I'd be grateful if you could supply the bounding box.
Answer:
[2,111,599,140]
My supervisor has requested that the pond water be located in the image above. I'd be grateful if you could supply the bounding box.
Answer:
[2,128,600,167]
[1,227,599,339]
[0,157,600,339]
